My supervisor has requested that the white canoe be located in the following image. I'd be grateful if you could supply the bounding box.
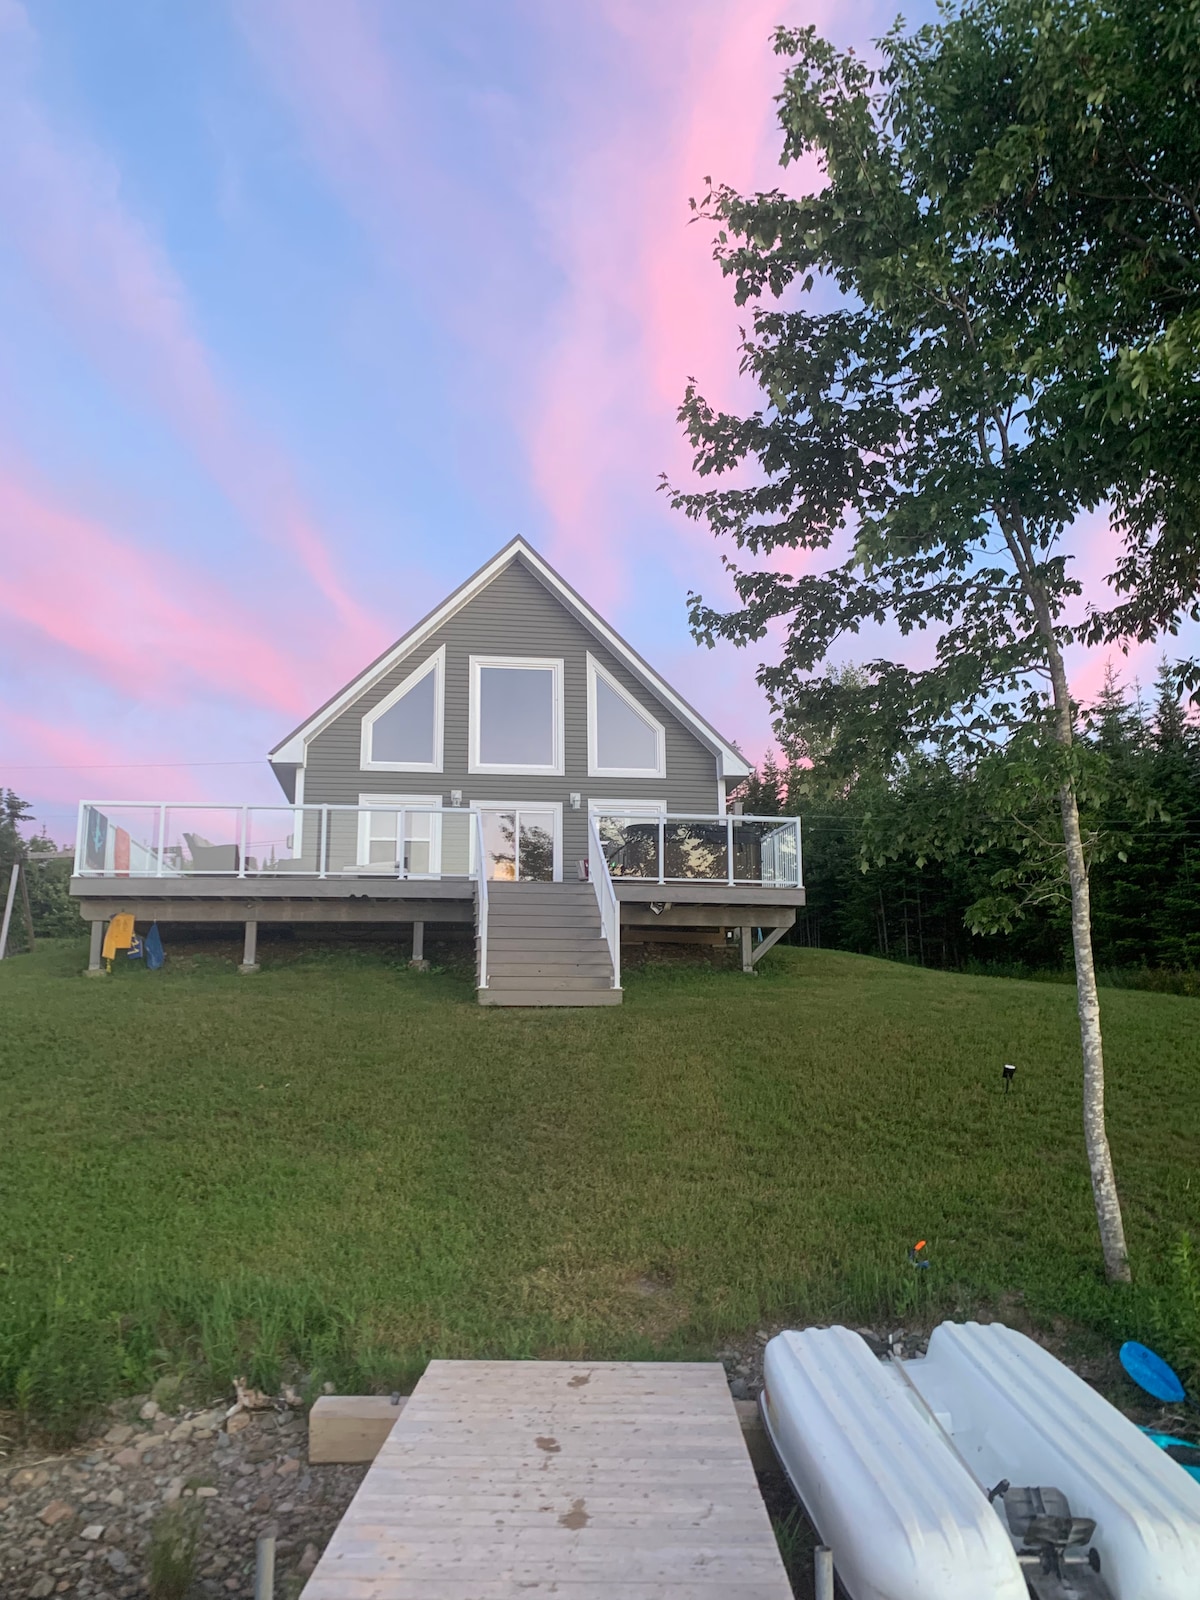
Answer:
[762,1321,1200,1600]
[762,1325,1028,1600]
[906,1320,1200,1600]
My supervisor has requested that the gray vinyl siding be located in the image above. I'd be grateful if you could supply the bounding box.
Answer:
[302,555,722,871]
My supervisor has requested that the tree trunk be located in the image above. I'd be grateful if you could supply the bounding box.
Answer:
[1044,635,1132,1284]
[1058,780,1131,1283]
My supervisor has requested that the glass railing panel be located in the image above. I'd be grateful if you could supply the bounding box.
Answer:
[243,808,322,874]
[595,815,661,879]
[79,805,163,875]
[160,807,243,873]
[730,818,800,885]
[664,820,728,881]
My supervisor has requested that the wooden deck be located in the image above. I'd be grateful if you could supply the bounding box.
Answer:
[301,1360,793,1599]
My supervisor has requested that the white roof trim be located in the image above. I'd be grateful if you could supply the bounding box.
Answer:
[269,538,751,778]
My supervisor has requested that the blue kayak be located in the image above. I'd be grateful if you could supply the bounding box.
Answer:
[1141,1428,1200,1484]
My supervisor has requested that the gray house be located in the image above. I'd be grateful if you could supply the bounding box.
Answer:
[71,539,804,1005]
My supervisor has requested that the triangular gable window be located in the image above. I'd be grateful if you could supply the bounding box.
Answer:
[360,647,444,772]
[587,655,666,779]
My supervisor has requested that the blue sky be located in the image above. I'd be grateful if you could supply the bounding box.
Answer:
[1,0,1180,842]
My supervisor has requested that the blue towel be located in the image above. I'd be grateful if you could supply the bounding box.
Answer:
[145,922,164,971]
[126,935,143,960]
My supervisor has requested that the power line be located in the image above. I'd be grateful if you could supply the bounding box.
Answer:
[2,759,268,771]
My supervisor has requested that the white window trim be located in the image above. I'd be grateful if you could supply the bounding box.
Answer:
[588,797,666,818]
[468,655,564,776]
[471,800,564,882]
[292,766,306,858]
[586,653,666,780]
[356,793,443,874]
[360,646,445,773]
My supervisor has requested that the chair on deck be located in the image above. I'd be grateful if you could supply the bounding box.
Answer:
[183,833,240,873]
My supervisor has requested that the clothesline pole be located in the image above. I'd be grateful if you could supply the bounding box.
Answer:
[0,863,19,960]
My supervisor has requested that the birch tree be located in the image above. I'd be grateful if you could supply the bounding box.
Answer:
[669,4,1200,1283]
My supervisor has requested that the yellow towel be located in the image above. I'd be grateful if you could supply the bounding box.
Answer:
[101,913,136,962]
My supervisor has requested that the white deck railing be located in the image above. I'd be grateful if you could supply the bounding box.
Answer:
[587,812,621,990]
[473,809,489,991]
[74,801,484,881]
[72,803,803,891]
[591,812,803,889]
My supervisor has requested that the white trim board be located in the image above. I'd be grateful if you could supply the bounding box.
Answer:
[268,539,750,779]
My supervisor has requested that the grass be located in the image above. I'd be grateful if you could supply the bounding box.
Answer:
[1,933,1198,1436]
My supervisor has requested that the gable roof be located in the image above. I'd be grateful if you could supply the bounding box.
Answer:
[269,537,751,779]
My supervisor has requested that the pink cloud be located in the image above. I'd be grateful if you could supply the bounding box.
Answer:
[525,1,833,608]
[0,464,315,715]
[0,1,383,667]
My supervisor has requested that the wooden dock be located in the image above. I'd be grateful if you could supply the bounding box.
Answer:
[301,1359,792,1599]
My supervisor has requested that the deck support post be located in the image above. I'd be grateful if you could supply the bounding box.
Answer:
[85,918,106,977]
[238,919,259,974]
[740,926,754,973]
[748,924,789,969]
[410,920,429,971]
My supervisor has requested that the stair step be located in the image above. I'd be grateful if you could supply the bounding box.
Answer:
[485,973,615,991]
[478,987,623,1007]
[488,962,614,979]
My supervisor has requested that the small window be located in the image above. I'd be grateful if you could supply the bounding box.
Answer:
[469,656,563,775]
[360,648,444,772]
[587,655,665,778]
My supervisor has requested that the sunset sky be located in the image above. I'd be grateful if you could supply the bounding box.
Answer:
[1,0,1186,840]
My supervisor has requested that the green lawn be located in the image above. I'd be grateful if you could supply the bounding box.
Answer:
[1,935,1197,1434]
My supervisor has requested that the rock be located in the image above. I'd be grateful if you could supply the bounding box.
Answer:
[168,1421,195,1443]
[195,1485,218,1499]
[30,1578,55,1599]
[191,1408,226,1435]
[138,1400,160,1422]
[226,1410,252,1435]
[728,1376,749,1401]
[38,1499,76,1527]
[112,1448,142,1469]
[251,1493,273,1514]
[80,1523,105,1541]
[298,1542,320,1576]
[105,1546,129,1572]
[151,1416,173,1435]
[277,1457,300,1477]
[163,1477,184,1504]
[755,1329,770,1344]
[103,1425,133,1446]
[11,1467,51,1492]
[105,1488,125,1507]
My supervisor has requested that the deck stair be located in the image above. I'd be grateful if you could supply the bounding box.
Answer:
[479,880,621,1007]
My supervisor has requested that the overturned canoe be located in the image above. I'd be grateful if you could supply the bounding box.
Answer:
[761,1325,1028,1600]
[905,1321,1200,1600]
[762,1321,1200,1600]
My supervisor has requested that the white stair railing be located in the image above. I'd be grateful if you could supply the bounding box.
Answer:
[473,808,490,990]
[587,812,621,990]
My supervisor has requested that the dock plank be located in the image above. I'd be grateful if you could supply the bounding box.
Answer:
[302,1361,791,1599]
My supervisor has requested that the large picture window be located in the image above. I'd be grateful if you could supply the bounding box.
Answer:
[469,656,564,775]
[360,648,444,772]
[587,655,665,779]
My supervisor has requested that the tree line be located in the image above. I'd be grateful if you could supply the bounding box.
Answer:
[736,662,1200,985]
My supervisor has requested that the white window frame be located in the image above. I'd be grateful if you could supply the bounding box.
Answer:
[471,800,564,882]
[468,654,564,776]
[586,654,666,780]
[587,797,666,818]
[356,793,443,875]
[360,646,445,773]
